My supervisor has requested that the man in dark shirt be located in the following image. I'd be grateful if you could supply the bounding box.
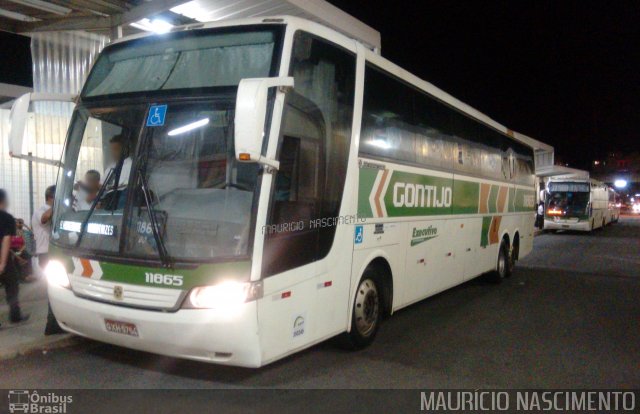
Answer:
[0,189,29,325]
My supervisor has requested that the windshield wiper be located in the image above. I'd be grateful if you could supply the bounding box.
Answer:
[136,165,172,268]
[74,166,116,248]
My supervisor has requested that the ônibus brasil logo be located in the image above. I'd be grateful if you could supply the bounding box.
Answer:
[8,390,73,413]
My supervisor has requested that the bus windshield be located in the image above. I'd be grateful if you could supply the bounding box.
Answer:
[53,99,260,262]
[547,191,590,216]
[82,26,281,98]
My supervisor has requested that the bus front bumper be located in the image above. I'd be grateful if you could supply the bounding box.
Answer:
[48,284,263,367]
[544,219,591,231]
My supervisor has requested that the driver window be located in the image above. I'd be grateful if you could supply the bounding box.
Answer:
[262,31,356,277]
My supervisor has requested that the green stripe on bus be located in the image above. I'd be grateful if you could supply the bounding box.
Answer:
[513,188,536,212]
[481,216,492,247]
[508,187,516,212]
[358,165,535,218]
[452,179,480,214]
[488,185,498,213]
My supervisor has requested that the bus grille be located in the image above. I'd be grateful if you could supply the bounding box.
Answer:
[70,276,184,310]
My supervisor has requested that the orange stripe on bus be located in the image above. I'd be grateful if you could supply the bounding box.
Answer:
[80,259,92,277]
[497,186,509,213]
[489,216,502,245]
[479,183,491,214]
[374,170,389,217]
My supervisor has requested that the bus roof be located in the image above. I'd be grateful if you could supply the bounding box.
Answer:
[109,15,551,153]
[170,0,381,52]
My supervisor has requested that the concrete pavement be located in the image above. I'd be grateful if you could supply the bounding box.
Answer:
[0,278,77,360]
[0,216,638,389]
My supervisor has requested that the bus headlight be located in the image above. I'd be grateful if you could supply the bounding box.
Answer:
[184,281,262,309]
[45,260,70,289]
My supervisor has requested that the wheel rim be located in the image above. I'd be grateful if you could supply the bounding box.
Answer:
[354,278,379,337]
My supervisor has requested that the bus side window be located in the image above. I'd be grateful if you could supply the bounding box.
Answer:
[271,136,318,223]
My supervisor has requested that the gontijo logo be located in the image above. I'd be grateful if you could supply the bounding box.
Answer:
[363,169,455,218]
[393,182,452,208]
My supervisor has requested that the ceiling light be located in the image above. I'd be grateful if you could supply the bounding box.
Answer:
[8,0,71,16]
[130,18,174,34]
[170,3,209,22]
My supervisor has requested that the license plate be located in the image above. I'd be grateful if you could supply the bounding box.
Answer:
[104,319,139,337]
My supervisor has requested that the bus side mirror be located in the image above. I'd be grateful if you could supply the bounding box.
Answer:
[234,77,294,170]
[9,92,76,166]
[8,93,31,157]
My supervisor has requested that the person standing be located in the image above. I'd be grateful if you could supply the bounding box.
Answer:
[536,201,545,230]
[32,185,64,335]
[0,189,29,325]
[11,219,34,282]
[536,189,546,230]
[32,185,55,271]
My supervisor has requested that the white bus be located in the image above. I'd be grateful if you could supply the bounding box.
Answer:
[14,17,536,367]
[607,187,621,224]
[544,178,615,231]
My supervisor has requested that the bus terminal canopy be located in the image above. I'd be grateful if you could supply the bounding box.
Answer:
[2,0,381,52]
[536,165,590,179]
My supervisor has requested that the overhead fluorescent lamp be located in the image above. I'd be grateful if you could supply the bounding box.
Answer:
[8,0,71,16]
[168,118,209,136]
[130,18,174,34]
[170,3,209,22]
[0,7,39,21]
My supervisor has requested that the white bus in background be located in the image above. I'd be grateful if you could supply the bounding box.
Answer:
[10,16,537,367]
[607,187,621,223]
[544,178,616,232]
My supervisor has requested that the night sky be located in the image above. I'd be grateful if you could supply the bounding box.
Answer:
[328,0,639,169]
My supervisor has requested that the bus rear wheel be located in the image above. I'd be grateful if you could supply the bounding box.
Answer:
[486,240,512,283]
[342,271,382,349]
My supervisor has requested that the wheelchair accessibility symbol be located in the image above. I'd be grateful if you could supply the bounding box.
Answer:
[354,225,364,244]
[147,105,167,127]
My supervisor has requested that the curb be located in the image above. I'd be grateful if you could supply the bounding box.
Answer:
[0,334,84,361]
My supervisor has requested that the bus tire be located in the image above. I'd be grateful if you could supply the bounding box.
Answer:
[342,271,383,350]
[486,239,511,283]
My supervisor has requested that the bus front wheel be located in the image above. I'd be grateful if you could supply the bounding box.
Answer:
[342,271,383,349]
